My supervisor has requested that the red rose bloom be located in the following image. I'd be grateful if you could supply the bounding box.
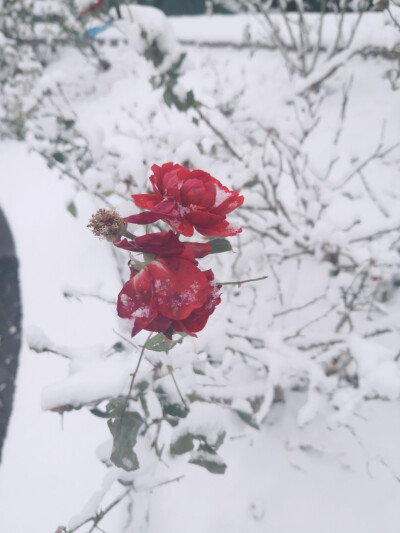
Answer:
[117,258,221,339]
[124,163,244,238]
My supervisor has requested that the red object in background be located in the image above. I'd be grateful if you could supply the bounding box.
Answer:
[81,0,105,15]
[125,162,244,237]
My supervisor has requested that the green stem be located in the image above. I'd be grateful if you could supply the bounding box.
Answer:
[217,275,268,287]
[122,230,135,240]
[122,331,152,415]
[167,365,189,411]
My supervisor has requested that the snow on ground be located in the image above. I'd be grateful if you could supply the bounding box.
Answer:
[0,143,117,531]
[0,7,400,533]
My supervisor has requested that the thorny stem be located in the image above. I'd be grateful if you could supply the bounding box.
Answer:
[63,289,116,305]
[294,0,308,75]
[333,138,400,190]
[334,75,353,145]
[167,365,189,411]
[255,0,301,74]
[111,0,122,19]
[37,150,115,209]
[358,170,389,218]
[40,347,71,359]
[335,269,369,333]
[344,2,368,52]
[64,489,132,533]
[387,5,400,31]
[273,293,326,318]
[308,0,326,74]
[328,0,350,59]
[196,108,242,160]
[62,475,185,533]
[217,275,268,287]
[349,224,400,244]
[284,303,338,341]
[112,329,138,350]
[122,331,153,414]
[277,0,299,54]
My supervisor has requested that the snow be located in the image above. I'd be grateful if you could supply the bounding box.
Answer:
[1,5,400,533]
[0,145,111,532]
[42,356,134,410]
[25,324,55,353]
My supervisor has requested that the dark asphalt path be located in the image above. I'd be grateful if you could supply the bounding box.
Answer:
[0,207,21,463]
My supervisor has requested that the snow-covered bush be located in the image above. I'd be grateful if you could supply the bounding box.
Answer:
[15,1,400,530]
[0,0,108,139]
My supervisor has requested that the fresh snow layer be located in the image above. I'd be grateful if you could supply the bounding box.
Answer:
[0,9,400,533]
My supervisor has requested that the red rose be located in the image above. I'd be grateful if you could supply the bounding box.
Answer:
[117,255,221,338]
[124,163,244,238]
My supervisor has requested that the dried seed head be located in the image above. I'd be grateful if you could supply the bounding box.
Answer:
[87,209,127,242]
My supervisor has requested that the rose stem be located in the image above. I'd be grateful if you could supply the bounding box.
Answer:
[167,365,189,411]
[122,331,153,415]
[217,275,268,286]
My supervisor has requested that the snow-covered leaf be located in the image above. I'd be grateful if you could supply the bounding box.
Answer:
[108,412,143,472]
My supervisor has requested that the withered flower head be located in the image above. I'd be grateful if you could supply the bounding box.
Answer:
[87,209,127,242]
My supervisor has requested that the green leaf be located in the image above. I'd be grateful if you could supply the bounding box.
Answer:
[193,362,205,375]
[144,333,174,352]
[144,332,185,353]
[162,402,188,419]
[234,409,259,430]
[189,450,227,475]
[52,151,67,163]
[213,431,226,450]
[108,412,143,471]
[64,119,75,130]
[67,201,77,218]
[135,380,149,393]
[170,433,194,455]
[112,341,125,353]
[243,177,259,188]
[392,275,400,287]
[185,90,196,109]
[57,117,75,130]
[106,396,126,418]
[89,407,111,419]
[220,105,234,117]
[208,238,233,254]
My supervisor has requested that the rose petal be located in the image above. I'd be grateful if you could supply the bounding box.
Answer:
[132,192,163,210]
[148,258,212,320]
[124,211,164,225]
[211,189,244,215]
[117,269,158,336]
[151,163,190,199]
[195,220,242,238]
[180,177,216,209]
[125,197,181,225]
[186,211,242,237]
[174,286,221,334]
[180,242,212,261]
[165,217,194,237]
[144,313,172,334]
[115,231,185,257]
